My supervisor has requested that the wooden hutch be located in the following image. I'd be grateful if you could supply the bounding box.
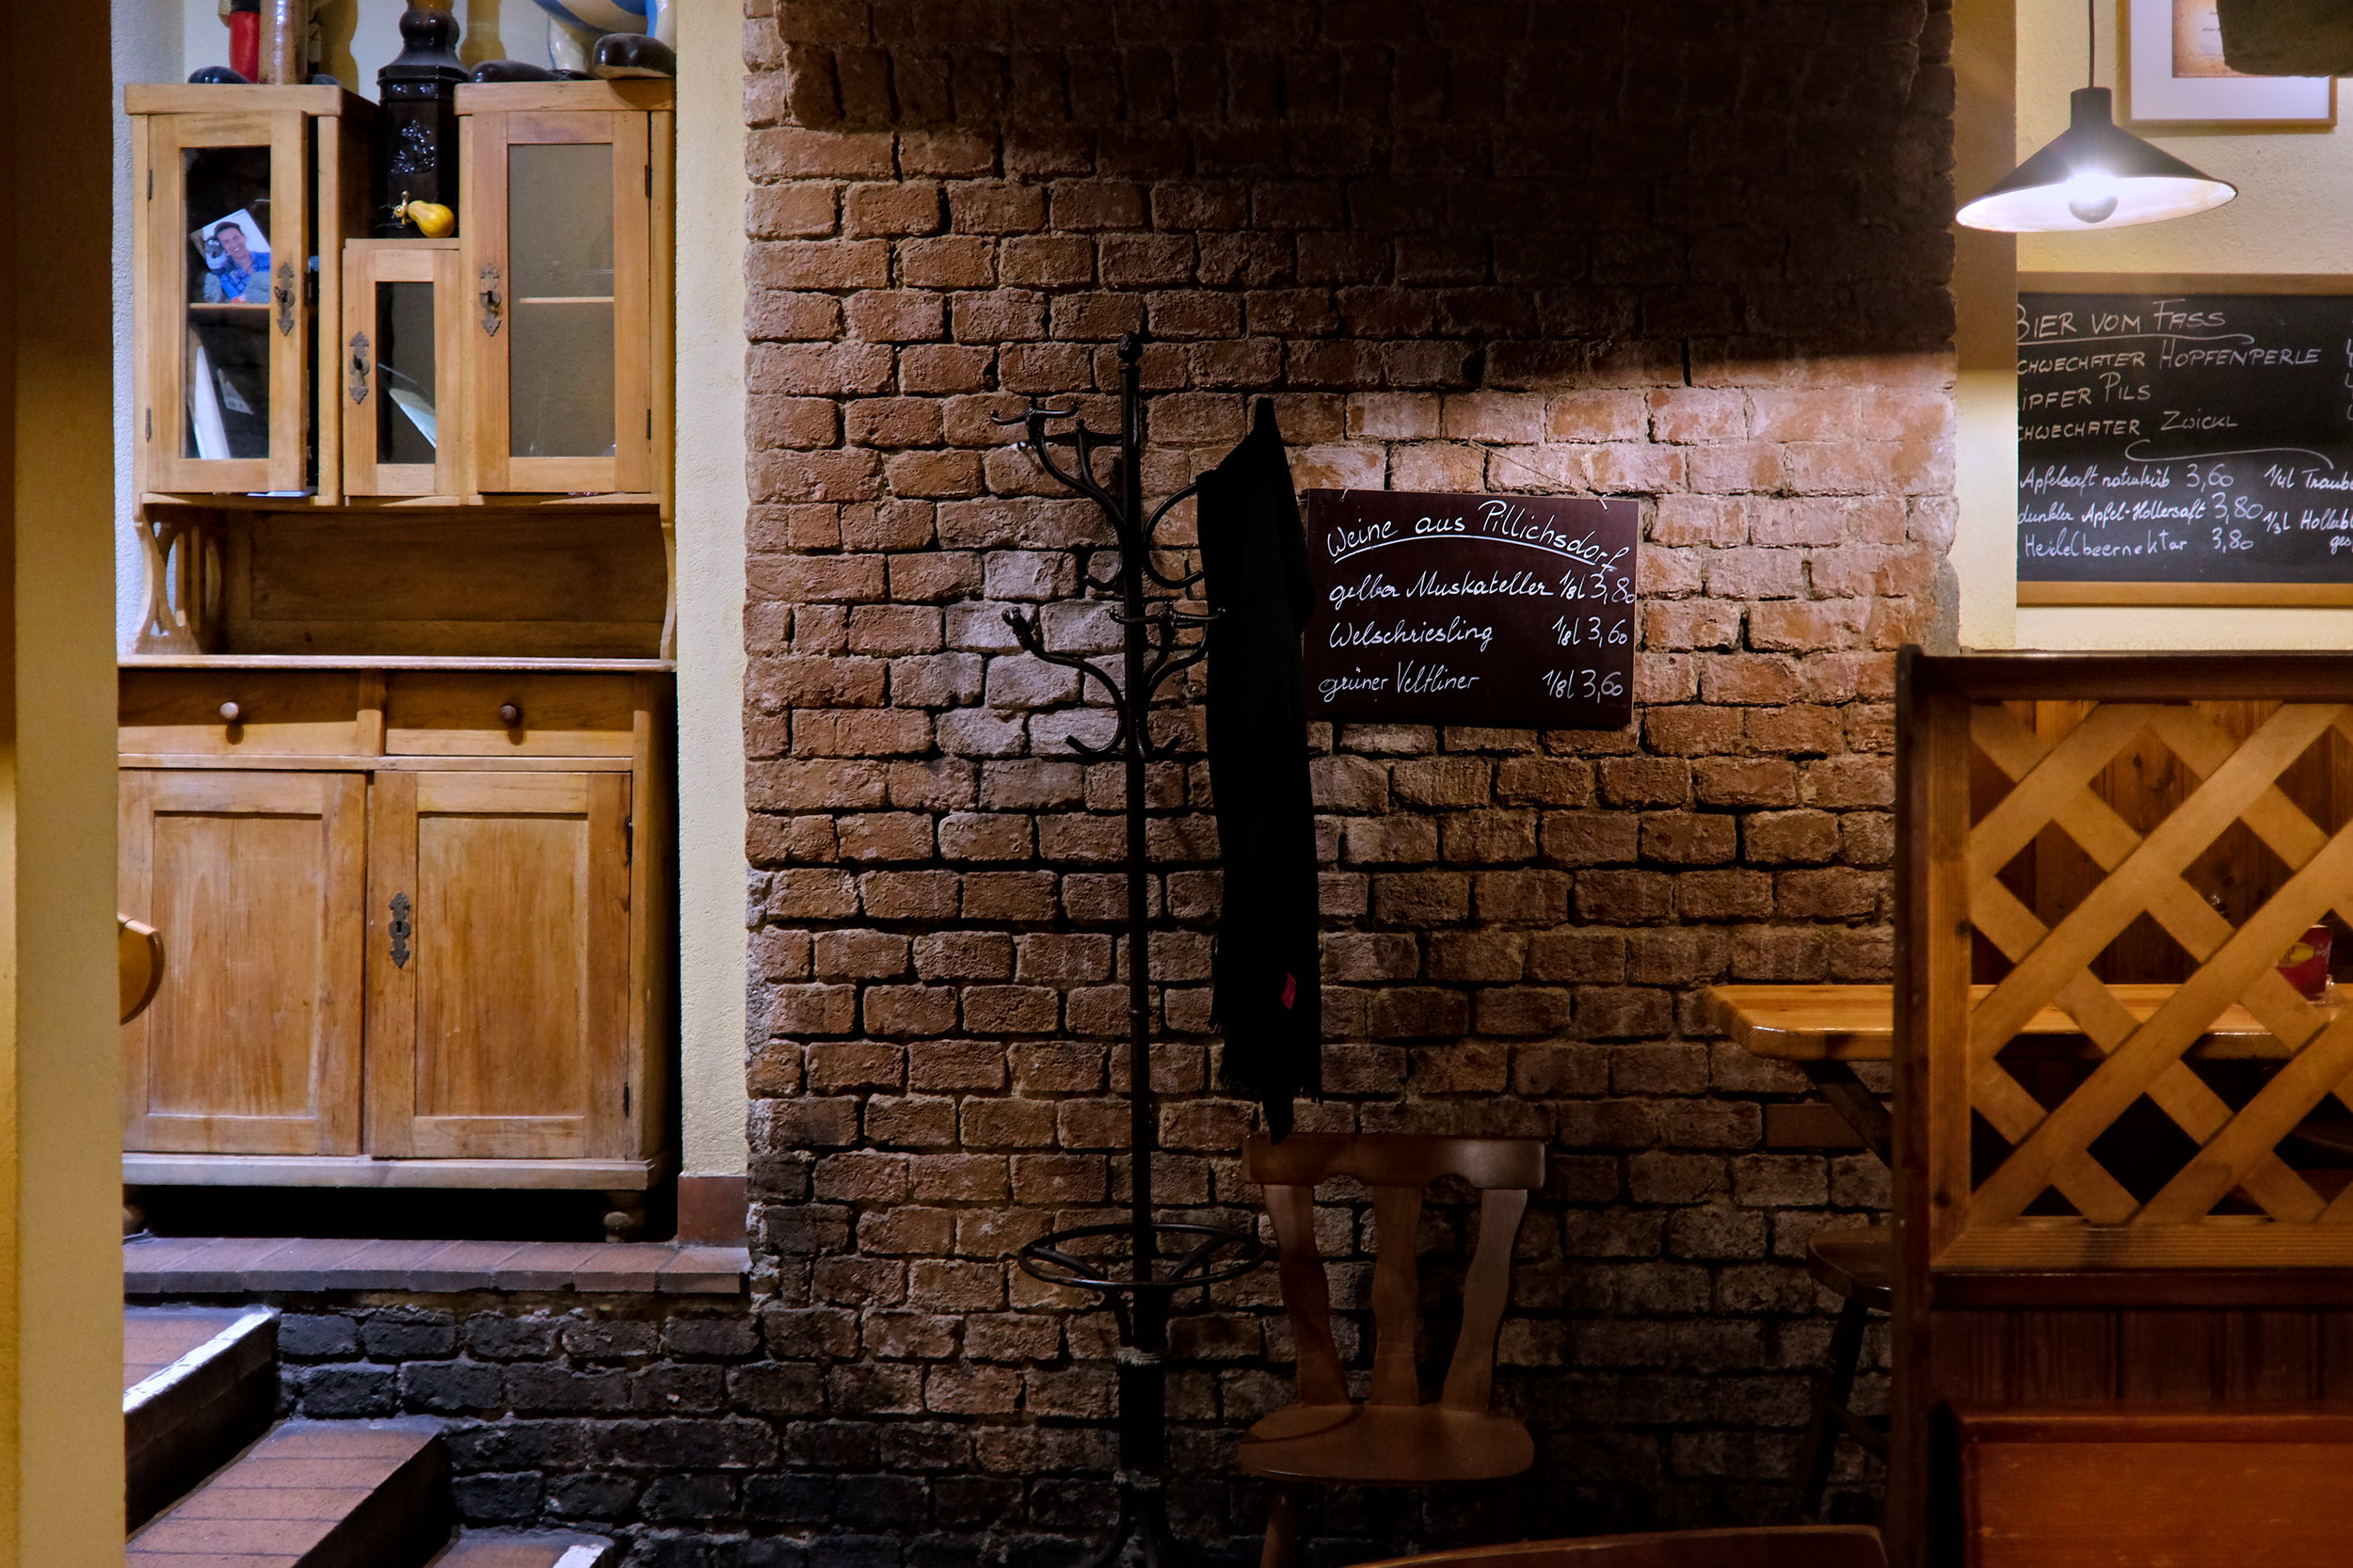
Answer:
[120,80,676,1237]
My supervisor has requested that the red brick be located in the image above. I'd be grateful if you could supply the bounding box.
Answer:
[962,984,1060,1033]
[1647,389,1747,444]
[861,871,959,920]
[1576,871,1673,924]
[805,1040,897,1089]
[863,985,960,1037]
[1046,179,1147,229]
[842,182,943,236]
[1678,870,1776,921]
[1775,868,1884,920]
[1495,758,1594,807]
[1700,655,1804,706]
[898,237,995,289]
[1749,600,1870,652]
[946,182,1045,233]
[1542,811,1639,867]
[999,235,1096,287]
[748,127,895,179]
[1640,811,1737,866]
[844,292,946,344]
[1746,706,1844,756]
[1807,752,1892,810]
[751,239,891,291]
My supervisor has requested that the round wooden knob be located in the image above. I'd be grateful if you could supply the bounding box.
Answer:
[497,703,522,728]
[218,701,242,724]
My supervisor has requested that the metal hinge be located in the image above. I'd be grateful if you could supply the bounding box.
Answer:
[644,163,651,197]
[146,168,152,200]
[622,1081,632,1115]
[646,408,652,440]
[144,408,152,440]
[623,819,633,865]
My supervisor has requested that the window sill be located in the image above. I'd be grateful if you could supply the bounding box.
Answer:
[123,1236,748,1296]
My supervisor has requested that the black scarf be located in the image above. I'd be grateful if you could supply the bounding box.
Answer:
[1196,400,1321,1139]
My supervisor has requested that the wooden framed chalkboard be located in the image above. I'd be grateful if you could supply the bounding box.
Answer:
[1299,488,1640,729]
[2017,272,2353,606]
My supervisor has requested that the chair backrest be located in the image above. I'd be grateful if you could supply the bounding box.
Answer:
[1348,1527,1887,1568]
[1242,1132,1546,1414]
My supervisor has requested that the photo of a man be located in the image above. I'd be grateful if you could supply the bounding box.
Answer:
[190,208,270,305]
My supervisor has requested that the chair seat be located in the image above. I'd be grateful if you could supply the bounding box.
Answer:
[1806,1226,1892,1311]
[1239,1400,1535,1485]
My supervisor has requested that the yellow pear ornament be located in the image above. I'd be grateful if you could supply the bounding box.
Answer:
[393,198,455,238]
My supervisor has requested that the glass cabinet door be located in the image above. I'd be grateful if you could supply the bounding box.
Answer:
[341,240,459,498]
[462,104,652,494]
[142,109,311,494]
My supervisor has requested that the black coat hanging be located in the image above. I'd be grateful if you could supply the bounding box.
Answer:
[1197,399,1322,1139]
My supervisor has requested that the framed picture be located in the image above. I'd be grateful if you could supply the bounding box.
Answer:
[2123,0,2336,128]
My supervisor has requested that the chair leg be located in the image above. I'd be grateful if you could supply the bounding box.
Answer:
[1260,1484,1301,1568]
[1796,1295,1870,1517]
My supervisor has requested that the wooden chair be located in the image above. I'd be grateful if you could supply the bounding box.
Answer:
[1351,1526,1887,1568]
[1239,1132,1548,1568]
[1793,1227,1891,1516]
[120,914,164,1024]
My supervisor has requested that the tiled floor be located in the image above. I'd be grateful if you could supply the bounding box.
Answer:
[126,1418,440,1567]
[125,1307,254,1393]
[427,1533,611,1568]
[123,1237,749,1296]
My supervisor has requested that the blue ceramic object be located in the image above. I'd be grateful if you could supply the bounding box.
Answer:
[529,0,671,72]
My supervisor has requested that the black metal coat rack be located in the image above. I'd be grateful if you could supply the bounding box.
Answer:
[1001,335,1266,1567]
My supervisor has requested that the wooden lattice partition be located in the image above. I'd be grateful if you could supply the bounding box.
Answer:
[1901,651,2353,1278]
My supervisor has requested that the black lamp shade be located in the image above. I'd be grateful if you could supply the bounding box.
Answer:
[1958,88,2236,232]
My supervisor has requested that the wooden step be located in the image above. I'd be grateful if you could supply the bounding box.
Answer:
[424,1531,615,1568]
[125,1306,280,1529]
[128,1417,452,1568]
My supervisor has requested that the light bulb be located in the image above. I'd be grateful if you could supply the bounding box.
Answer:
[2063,171,2121,224]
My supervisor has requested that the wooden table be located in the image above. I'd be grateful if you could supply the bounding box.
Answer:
[1703,982,2349,1164]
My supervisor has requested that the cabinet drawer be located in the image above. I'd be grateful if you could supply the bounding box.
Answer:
[120,670,367,757]
[385,672,639,757]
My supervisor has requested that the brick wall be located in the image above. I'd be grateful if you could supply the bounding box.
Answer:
[737,0,1958,1558]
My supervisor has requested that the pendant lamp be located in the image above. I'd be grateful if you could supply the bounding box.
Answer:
[1957,1,2236,232]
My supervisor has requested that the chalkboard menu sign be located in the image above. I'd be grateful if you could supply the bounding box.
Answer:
[2017,278,2353,601]
[1299,488,1640,729]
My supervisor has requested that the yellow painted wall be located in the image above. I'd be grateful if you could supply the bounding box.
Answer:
[1980,1,2353,649]
[1955,0,2022,652]
[7,4,135,1560]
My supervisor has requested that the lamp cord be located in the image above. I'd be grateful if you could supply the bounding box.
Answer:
[2088,0,2097,88]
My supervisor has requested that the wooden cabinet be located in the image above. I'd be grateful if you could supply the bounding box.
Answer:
[128,80,672,508]
[340,240,462,498]
[117,663,671,1200]
[457,81,672,497]
[120,79,679,1225]
[119,769,366,1156]
[128,85,369,500]
[366,769,632,1161]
